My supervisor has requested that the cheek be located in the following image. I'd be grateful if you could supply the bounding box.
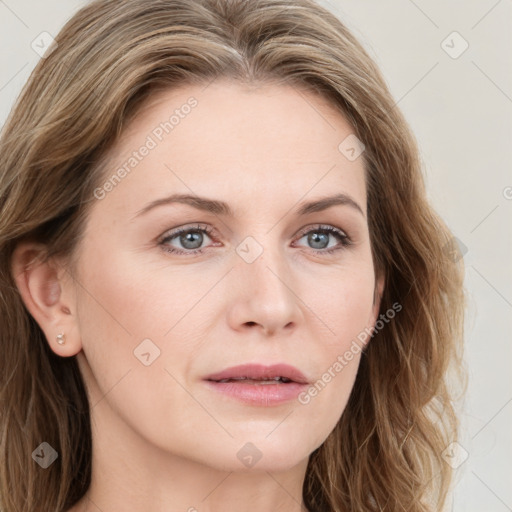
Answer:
[73,243,219,411]
[75,241,194,342]
[72,245,164,406]
[292,263,375,437]
[304,260,376,347]
[73,254,206,452]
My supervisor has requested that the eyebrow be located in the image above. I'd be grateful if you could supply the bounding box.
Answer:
[132,192,365,219]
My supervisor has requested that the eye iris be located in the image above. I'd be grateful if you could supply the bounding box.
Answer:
[180,231,203,249]
[308,231,329,249]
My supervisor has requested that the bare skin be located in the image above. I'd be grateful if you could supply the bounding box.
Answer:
[12,79,383,512]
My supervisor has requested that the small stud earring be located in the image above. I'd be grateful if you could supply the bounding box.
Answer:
[56,333,66,345]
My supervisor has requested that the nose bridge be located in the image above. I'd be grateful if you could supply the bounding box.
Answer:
[236,229,287,287]
[249,243,286,291]
[229,230,302,334]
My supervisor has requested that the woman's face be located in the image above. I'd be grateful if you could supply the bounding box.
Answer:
[70,80,382,472]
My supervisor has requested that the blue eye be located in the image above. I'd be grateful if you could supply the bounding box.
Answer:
[159,223,351,256]
[159,223,215,255]
[294,225,351,254]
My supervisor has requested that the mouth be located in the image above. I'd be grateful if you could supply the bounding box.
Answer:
[204,363,309,385]
[203,363,309,406]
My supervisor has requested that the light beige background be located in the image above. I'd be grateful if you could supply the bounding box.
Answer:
[1,1,511,510]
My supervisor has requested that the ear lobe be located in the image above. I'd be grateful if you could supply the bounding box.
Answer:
[10,242,81,356]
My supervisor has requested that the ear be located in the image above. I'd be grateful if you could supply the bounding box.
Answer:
[10,242,82,357]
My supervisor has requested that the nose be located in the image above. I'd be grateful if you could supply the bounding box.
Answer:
[226,242,304,336]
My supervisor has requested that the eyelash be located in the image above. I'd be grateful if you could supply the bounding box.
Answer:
[158,223,352,256]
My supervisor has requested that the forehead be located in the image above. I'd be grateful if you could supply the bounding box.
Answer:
[91,80,367,219]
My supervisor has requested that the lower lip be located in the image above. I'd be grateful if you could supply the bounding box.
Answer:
[203,380,308,406]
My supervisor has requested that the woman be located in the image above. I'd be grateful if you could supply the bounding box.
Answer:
[0,0,466,510]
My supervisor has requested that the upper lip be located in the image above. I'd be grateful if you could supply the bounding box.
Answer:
[205,363,309,384]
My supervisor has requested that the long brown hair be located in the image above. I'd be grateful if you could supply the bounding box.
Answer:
[0,0,466,510]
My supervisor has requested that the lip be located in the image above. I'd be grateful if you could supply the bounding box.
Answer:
[205,363,309,384]
[203,363,309,407]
